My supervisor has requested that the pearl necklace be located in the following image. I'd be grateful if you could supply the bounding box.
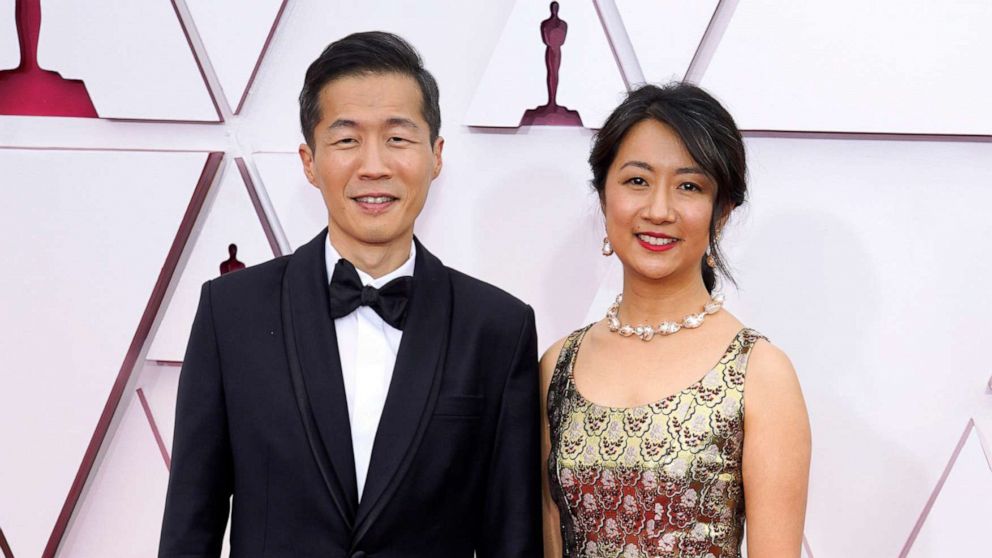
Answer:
[606,292,725,341]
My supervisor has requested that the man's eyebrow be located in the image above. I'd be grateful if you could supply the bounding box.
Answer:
[327,119,357,130]
[386,117,420,129]
[326,118,419,131]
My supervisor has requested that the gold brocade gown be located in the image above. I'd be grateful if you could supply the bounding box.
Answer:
[547,325,766,558]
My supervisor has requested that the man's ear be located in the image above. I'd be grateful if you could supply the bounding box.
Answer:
[431,136,444,179]
[298,143,318,187]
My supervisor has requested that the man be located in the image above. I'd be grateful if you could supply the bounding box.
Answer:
[160,32,542,557]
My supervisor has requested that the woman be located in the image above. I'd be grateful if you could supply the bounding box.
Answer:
[540,83,810,558]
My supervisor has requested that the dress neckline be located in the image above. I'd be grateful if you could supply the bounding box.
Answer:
[565,325,750,411]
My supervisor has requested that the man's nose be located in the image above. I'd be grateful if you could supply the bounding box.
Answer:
[357,142,391,180]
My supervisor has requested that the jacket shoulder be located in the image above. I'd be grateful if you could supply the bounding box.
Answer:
[446,267,532,325]
[205,254,291,305]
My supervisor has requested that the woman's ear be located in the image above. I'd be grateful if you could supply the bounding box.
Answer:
[715,204,733,234]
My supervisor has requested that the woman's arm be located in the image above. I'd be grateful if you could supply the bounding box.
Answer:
[742,340,812,557]
[540,338,566,558]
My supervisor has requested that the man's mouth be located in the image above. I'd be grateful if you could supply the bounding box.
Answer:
[351,194,398,215]
[353,195,397,204]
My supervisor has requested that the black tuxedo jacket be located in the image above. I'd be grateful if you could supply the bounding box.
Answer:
[160,230,542,557]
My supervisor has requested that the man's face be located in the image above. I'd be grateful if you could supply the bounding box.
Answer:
[299,72,443,256]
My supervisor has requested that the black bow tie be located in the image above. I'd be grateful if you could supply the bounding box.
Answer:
[327,258,414,330]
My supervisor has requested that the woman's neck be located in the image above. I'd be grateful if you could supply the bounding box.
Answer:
[618,268,713,325]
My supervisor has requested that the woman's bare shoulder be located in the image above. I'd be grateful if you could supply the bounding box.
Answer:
[744,336,807,423]
[747,337,799,387]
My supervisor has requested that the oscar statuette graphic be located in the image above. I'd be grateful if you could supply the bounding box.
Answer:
[520,1,582,126]
[219,243,246,275]
[0,0,97,116]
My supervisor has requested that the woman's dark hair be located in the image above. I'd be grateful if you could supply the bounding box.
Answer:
[299,31,441,149]
[589,83,747,293]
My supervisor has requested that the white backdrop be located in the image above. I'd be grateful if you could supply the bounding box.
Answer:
[1,1,991,557]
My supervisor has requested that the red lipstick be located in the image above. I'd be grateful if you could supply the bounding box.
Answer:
[636,232,679,252]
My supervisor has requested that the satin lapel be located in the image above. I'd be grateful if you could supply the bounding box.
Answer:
[283,229,359,524]
[352,238,451,542]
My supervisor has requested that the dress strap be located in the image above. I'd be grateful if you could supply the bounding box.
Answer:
[737,328,767,365]
[551,324,593,387]
[546,324,593,558]
[718,328,768,387]
[547,324,594,431]
[554,324,589,367]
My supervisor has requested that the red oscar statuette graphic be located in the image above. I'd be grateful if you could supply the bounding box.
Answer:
[219,243,246,275]
[0,0,97,116]
[520,1,582,127]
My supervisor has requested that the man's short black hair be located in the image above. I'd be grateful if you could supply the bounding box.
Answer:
[299,31,441,149]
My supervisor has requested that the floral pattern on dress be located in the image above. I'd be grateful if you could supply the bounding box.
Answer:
[547,326,765,558]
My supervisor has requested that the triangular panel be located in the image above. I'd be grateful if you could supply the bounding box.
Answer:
[700,0,992,134]
[146,158,276,362]
[60,359,234,556]
[253,152,325,251]
[0,0,18,70]
[0,149,207,558]
[465,0,626,129]
[36,1,218,120]
[184,0,286,113]
[134,360,183,455]
[903,420,992,557]
[57,394,172,557]
[581,254,622,326]
[616,0,719,84]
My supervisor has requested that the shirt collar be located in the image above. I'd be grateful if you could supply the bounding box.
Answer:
[325,233,417,288]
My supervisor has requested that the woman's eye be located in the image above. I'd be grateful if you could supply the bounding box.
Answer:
[678,182,702,192]
[625,177,648,187]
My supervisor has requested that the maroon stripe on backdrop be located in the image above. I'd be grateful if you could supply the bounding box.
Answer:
[136,388,172,471]
[897,419,976,557]
[170,0,223,121]
[742,130,992,142]
[152,359,184,367]
[0,525,14,558]
[42,152,224,558]
[236,156,284,257]
[235,0,289,114]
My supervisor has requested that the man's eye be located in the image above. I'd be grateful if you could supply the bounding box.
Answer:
[389,136,411,143]
[334,138,357,145]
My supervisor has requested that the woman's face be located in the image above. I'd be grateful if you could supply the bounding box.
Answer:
[603,119,717,285]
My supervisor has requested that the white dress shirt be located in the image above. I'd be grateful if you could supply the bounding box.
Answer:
[325,235,416,500]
